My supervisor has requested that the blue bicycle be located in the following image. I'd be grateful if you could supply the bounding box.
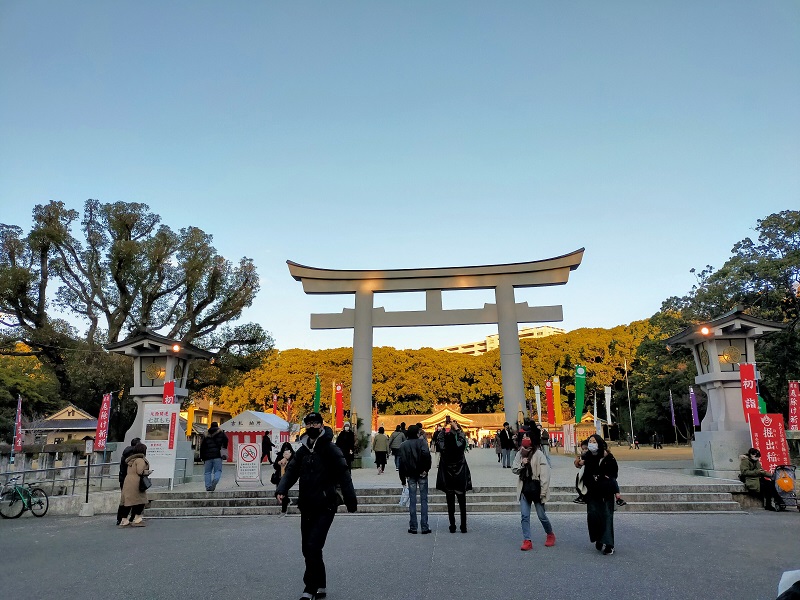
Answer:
[0,476,49,518]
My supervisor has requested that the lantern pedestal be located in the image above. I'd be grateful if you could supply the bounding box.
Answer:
[690,430,752,479]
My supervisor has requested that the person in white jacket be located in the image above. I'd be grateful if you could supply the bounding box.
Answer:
[512,428,555,551]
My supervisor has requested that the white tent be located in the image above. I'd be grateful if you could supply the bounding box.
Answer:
[219,410,292,462]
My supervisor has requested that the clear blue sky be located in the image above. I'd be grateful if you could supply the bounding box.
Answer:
[1,2,798,351]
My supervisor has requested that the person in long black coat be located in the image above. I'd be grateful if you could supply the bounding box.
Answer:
[435,420,472,533]
[579,434,619,555]
[262,432,274,464]
[335,423,356,471]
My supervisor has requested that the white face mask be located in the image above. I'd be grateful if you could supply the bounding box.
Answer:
[344,426,350,431]
[587,443,599,453]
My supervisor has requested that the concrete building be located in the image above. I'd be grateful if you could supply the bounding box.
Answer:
[437,325,565,356]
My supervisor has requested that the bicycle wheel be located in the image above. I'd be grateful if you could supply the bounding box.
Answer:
[0,489,24,518]
[29,488,49,517]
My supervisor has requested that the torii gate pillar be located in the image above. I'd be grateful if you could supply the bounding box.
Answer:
[289,250,584,466]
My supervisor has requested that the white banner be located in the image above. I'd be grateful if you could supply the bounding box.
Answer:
[604,386,612,425]
[141,403,180,479]
[534,385,542,423]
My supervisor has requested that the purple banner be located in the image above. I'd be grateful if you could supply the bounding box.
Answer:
[689,386,700,426]
[669,390,676,427]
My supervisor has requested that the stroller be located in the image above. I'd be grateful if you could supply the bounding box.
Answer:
[773,465,799,512]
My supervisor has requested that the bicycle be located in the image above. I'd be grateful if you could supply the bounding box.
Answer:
[0,476,49,518]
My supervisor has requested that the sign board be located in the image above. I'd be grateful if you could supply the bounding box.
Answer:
[235,442,262,485]
[739,363,760,422]
[749,413,790,473]
[94,393,112,451]
[85,439,94,454]
[141,403,180,479]
[789,381,799,431]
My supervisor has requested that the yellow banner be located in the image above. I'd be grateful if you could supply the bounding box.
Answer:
[553,376,563,426]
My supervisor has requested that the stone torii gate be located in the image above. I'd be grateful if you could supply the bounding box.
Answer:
[288,248,584,463]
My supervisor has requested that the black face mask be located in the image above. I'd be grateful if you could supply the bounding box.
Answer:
[306,427,321,439]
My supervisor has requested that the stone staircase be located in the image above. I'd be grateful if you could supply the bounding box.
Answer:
[145,484,745,518]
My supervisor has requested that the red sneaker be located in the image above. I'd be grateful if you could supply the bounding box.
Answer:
[520,540,533,551]
[545,533,556,547]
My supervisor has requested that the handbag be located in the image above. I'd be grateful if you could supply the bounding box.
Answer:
[270,471,281,485]
[398,485,410,507]
[139,474,152,492]
[522,477,541,503]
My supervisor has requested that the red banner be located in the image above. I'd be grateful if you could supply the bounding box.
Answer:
[749,413,790,473]
[13,395,23,452]
[545,380,555,426]
[163,380,175,404]
[94,393,113,451]
[272,393,278,415]
[168,411,177,450]
[789,381,799,431]
[335,383,344,429]
[739,363,759,422]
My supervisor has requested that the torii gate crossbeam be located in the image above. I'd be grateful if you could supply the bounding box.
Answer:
[288,248,584,465]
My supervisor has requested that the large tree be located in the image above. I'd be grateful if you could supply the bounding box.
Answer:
[658,209,800,410]
[0,200,272,420]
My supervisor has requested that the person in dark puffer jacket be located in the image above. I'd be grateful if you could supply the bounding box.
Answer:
[276,413,357,600]
[399,425,432,534]
[199,422,229,491]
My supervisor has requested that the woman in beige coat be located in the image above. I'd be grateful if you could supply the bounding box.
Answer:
[119,442,152,527]
[512,429,555,551]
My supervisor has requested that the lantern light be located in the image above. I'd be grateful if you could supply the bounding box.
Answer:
[172,344,181,352]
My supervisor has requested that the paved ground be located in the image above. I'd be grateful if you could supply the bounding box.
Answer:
[179,446,740,492]
[1,507,797,600]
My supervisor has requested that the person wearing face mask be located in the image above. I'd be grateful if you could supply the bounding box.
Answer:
[335,422,356,471]
[576,434,619,555]
[275,413,358,600]
[739,448,786,511]
[512,428,555,550]
[273,442,296,515]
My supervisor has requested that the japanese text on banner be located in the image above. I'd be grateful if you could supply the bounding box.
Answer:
[789,381,799,431]
[94,393,113,451]
[739,363,760,423]
[749,413,790,473]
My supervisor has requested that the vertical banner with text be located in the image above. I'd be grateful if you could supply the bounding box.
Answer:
[739,363,759,422]
[13,395,23,452]
[552,377,563,427]
[335,383,344,429]
[545,381,555,426]
[604,386,612,426]
[749,413,790,473]
[689,386,700,427]
[788,381,799,431]
[574,366,586,424]
[162,380,175,404]
[534,385,542,424]
[94,393,113,451]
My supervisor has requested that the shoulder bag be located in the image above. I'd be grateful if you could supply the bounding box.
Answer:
[139,474,152,492]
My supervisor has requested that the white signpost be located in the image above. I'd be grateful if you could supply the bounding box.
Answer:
[235,442,262,486]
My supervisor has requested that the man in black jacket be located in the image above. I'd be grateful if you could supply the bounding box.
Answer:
[276,412,357,600]
[499,422,515,468]
[200,422,229,491]
[399,425,432,534]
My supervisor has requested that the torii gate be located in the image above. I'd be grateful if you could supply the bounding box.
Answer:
[288,248,584,464]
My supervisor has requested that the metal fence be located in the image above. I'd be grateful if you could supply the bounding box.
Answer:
[0,457,189,496]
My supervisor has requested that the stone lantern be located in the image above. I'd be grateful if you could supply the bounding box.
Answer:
[106,328,214,481]
[666,307,784,477]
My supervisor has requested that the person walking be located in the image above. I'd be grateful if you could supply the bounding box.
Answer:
[399,425,432,535]
[578,434,618,555]
[276,413,357,600]
[274,442,296,515]
[431,424,442,454]
[388,425,406,472]
[200,421,229,491]
[372,426,390,474]
[119,442,152,527]
[335,422,356,471]
[436,419,472,533]
[499,422,515,468]
[116,437,140,526]
[262,432,274,464]
[538,425,552,467]
[633,435,640,450]
[512,430,555,550]
[494,430,502,463]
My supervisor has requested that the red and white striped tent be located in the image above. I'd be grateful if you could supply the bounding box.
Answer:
[219,410,292,463]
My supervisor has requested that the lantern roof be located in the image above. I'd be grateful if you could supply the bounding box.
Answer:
[665,307,785,347]
[105,327,214,360]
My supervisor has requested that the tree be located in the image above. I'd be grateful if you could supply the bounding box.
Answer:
[658,210,800,411]
[0,200,270,408]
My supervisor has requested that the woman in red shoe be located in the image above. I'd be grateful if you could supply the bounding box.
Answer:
[512,428,555,551]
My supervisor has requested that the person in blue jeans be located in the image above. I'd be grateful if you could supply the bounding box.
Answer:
[512,430,555,551]
[399,425,432,534]
[200,422,229,491]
